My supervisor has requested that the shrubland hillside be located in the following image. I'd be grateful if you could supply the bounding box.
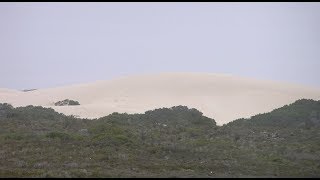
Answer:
[0,99,319,177]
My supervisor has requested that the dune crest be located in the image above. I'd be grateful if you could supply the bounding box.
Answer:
[1,73,319,125]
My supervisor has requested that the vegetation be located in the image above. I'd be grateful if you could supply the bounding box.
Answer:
[54,99,80,106]
[0,99,319,177]
[22,89,37,92]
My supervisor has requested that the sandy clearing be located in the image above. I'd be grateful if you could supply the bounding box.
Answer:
[1,73,319,125]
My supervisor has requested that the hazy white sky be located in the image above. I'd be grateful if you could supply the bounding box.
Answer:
[1,2,320,89]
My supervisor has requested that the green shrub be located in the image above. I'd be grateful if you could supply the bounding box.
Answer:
[46,132,72,141]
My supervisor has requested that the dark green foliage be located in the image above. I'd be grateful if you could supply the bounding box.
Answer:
[68,100,80,106]
[227,99,320,128]
[54,99,80,106]
[46,132,73,141]
[0,103,13,118]
[0,99,319,177]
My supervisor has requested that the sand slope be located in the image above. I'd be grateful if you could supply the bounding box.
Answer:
[1,73,319,125]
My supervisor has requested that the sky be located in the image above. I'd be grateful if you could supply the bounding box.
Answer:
[0,2,320,90]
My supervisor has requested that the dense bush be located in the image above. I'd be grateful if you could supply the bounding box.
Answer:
[54,99,80,106]
[0,99,319,177]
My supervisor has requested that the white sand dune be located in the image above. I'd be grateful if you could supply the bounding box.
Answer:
[0,73,319,125]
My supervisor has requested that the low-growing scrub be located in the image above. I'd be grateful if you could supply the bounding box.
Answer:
[0,99,319,177]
